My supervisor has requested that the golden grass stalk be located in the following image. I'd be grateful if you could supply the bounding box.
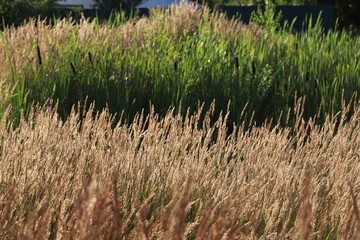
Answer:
[0,98,359,239]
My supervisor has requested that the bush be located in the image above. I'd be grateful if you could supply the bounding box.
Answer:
[0,0,57,30]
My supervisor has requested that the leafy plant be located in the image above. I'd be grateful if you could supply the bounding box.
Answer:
[250,4,282,33]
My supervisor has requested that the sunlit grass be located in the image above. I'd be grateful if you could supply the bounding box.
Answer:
[0,4,359,127]
[0,5,360,238]
[0,99,359,239]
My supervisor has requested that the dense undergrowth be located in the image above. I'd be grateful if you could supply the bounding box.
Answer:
[0,4,359,126]
[0,4,360,239]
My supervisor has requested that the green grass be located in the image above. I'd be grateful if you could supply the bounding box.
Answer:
[0,4,359,127]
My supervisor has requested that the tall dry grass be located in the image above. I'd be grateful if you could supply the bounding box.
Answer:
[0,98,359,239]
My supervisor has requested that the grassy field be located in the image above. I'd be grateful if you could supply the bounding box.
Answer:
[0,100,359,239]
[0,4,359,239]
[0,4,359,126]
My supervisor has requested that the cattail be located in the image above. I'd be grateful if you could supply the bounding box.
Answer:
[88,52,93,66]
[294,42,298,51]
[174,58,181,72]
[37,45,42,65]
[252,61,256,75]
[70,62,76,75]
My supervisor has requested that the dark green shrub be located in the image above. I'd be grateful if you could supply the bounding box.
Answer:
[0,0,58,30]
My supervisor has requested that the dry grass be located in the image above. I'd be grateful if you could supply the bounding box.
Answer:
[0,98,359,239]
[0,4,359,239]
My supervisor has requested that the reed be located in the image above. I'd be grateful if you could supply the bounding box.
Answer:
[1,4,359,239]
[0,4,358,126]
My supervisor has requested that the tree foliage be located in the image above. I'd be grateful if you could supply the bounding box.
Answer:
[0,0,57,29]
[94,0,142,9]
[225,0,360,28]
[318,0,360,28]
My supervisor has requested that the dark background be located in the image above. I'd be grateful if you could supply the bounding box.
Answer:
[0,0,357,31]
[74,5,334,31]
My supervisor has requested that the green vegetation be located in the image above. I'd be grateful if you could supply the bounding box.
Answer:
[0,4,359,239]
[0,0,58,29]
[1,4,359,127]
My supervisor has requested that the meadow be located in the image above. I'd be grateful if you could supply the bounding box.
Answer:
[0,4,359,239]
[0,4,359,125]
[0,99,359,239]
